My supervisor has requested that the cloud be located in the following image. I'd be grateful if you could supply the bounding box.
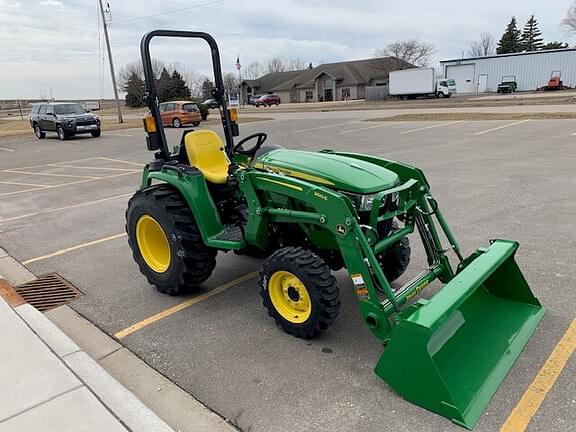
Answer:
[38,0,63,6]
[0,0,569,99]
[0,0,20,7]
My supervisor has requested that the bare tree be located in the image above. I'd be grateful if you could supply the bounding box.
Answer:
[182,71,207,98]
[244,62,262,79]
[468,32,496,57]
[563,2,576,35]
[288,58,308,70]
[374,39,435,67]
[222,72,240,96]
[119,58,166,87]
[262,57,310,74]
[263,57,288,73]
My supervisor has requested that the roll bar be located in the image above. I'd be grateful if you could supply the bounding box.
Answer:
[140,30,235,159]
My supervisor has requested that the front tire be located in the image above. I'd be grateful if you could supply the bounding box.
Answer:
[34,124,46,139]
[126,185,217,295]
[56,124,68,140]
[172,118,182,128]
[91,128,101,137]
[378,236,411,283]
[259,247,340,338]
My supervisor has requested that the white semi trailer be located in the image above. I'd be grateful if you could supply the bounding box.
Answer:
[389,68,455,99]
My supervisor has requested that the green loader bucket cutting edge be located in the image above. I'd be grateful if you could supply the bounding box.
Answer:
[375,240,544,429]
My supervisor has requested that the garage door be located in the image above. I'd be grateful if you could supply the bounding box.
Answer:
[446,64,475,94]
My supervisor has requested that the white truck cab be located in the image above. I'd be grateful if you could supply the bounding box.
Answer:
[436,79,456,97]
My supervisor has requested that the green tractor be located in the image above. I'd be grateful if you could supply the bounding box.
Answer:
[126,30,544,429]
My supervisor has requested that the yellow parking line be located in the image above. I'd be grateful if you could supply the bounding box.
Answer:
[0,193,133,223]
[22,233,127,265]
[114,271,259,340]
[501,319,576,432]
[0,171,138,198]
[475,119,530,136]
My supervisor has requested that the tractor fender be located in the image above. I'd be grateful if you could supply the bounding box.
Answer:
[145,169,224,242]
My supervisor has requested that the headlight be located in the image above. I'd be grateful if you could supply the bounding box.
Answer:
[342,192,380,211]
[343,191,399,212]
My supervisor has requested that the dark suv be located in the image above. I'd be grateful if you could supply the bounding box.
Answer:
[254,94,281,107]
[30,102,101,140]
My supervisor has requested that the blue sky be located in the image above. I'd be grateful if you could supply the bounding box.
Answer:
[0,0,573,98]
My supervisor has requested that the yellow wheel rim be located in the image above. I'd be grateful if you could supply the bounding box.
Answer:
[136,215,171,273]
[268,271,312,323]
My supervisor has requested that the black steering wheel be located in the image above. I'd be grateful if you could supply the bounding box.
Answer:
[233,132,268,157]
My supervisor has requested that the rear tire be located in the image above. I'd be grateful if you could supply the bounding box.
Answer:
[34,124,45,139]
[126,185,217,295]
[192,121,200,127]
[259,247,340,338]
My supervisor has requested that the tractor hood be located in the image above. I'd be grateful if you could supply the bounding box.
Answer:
[255,149,399,194]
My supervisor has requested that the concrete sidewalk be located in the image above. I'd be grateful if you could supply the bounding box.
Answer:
[0,245,236,432]
[0,280,174,431]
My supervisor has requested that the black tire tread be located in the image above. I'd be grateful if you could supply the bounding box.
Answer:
[258,246,340,339]
[126,184,216,295]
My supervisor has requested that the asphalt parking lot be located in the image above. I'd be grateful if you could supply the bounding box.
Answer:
[1,111,575,432]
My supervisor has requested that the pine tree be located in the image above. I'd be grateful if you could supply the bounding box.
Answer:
[497,17,522,54]
[123,72,146,107]
[164,70,191,100]
[156,68,173,102]
[521,15,544,51]
[201,79,214,100]
[541,41,568,50]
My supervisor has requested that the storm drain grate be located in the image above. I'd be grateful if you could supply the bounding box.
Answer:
[15,273,82,312]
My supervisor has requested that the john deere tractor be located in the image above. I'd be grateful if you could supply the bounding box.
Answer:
[126,30,544,429]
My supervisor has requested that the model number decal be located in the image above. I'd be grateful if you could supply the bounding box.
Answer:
[406,280,430,300]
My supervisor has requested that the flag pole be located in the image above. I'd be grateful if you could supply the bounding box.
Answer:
[236,55,242,108]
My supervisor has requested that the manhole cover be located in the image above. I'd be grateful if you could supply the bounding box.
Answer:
[15,273,82,312]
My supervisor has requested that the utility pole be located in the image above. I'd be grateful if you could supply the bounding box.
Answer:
[98,0,123,123]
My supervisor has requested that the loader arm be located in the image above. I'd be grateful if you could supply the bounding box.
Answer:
[238,163,544,429]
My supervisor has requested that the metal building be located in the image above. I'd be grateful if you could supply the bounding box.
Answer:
[440,49,576,94]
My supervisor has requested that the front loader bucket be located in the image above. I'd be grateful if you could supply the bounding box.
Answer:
[375,240,544,429]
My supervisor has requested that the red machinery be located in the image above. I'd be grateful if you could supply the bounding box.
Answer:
[537,70,571,91]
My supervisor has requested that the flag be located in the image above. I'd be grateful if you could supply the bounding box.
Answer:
[235,56,241,70]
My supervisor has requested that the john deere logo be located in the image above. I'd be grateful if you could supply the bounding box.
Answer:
[336,225,346,235]
[314,191,328,201]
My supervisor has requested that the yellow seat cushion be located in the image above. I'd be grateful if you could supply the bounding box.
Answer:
[184,130,229,184]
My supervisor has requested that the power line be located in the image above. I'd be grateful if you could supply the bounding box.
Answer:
[110,0,224,25]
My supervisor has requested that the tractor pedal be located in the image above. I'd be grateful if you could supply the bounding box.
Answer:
[214,224,244,242]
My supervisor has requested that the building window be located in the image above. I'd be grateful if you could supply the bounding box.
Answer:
[305,91,314,102]
[324,78,334,88]
[341,88,351,99]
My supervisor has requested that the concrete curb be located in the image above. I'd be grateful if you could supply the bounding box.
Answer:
[0,246,237,432]
[0,247,173,431]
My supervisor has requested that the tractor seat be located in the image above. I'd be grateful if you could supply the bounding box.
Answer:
[184,130,229,184]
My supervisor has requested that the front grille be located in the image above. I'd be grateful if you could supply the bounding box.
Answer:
[76,120,96,126]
